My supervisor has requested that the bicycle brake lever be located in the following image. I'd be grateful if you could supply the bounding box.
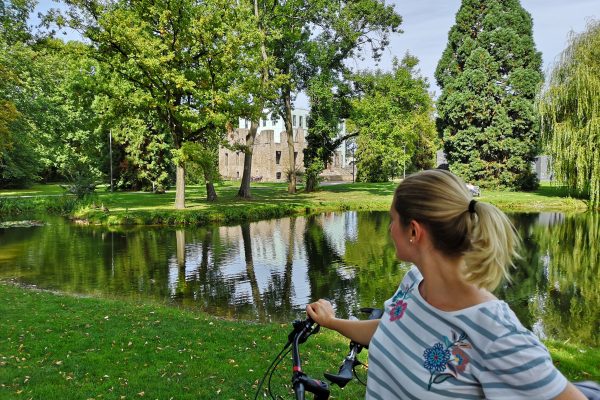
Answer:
[324,355,356,388]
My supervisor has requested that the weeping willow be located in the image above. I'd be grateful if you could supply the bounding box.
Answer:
[539,20,600,208]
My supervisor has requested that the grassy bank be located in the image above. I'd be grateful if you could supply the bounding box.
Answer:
[1,181,589,225]
[0,283,365,399]
[1,284,598,400]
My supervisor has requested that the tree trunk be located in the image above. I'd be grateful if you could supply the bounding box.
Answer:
[241,223,265,319]
[238,0,270,199]
[283,89,296,194]
[176,229,186,269]
[204,170,217,201]
[175,163,185,209]
[237,121,258,199]
[282,217,296,312]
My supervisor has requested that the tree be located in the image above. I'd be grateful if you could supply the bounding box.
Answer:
[435,0,543,190]
[60,0,261,207]
[0,0,39,186]
[0,0,36,45]
[538,21,600,208]
[269,0,401,194]
[349,55,437,182]
[304,74,350,192]
[236,0,283,199]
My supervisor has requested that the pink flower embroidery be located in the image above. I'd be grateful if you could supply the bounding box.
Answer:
[451,347,470,373]
[390,300,408,321]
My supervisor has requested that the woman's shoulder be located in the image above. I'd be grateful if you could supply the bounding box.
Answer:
[402,265,423,286]
[456,300,546,353]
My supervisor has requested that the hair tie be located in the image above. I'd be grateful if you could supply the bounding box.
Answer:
[468,199,477,214]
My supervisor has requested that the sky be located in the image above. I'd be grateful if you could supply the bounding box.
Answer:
[356,0,599,96]
[32,0,598,107]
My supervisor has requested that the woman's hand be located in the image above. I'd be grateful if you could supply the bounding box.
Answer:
[306,299,336,329]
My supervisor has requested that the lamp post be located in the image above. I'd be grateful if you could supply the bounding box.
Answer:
[403,145,406,180]
[109,129,114,192]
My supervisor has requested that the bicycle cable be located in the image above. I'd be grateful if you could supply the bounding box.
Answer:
[254,343,290,400]
[353,362,368,386]
[267,347,291,399]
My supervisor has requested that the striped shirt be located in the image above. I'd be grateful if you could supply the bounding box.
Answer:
[366,266,567,399]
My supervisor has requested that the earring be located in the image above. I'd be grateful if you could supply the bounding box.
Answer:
[409,239,413,244]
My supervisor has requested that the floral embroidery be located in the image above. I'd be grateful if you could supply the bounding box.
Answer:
[423,331,472,390]
[451,347,469,373]
[389,282,415,322]
[423,343,450,373]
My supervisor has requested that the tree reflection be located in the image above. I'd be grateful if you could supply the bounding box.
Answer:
[0,212,597,345]
[240,223,265,320]
[530,213,599,346]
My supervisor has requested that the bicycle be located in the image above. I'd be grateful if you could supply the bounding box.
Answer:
[254,307,383,400]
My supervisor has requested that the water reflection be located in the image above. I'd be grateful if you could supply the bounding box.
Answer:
[0,211,597,346]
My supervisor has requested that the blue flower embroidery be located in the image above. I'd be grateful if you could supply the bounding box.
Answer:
[423,332,472,390]
[423,343,451,373]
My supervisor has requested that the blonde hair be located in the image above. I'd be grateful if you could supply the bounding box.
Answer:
[393,169,520,290]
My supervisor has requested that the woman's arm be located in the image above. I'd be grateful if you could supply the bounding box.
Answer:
[553,382,587,400]
[306,299,380,346]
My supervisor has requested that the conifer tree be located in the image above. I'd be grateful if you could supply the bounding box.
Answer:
[435,0,542,189]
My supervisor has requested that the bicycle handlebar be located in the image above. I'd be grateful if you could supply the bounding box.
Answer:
[290,318,330,400]
[255,307,383,400]
[323,307,383,388]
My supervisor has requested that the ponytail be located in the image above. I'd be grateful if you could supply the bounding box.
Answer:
[393,170,520,290]
[462,201,520,290]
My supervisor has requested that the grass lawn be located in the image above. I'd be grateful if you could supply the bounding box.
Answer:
[1,284,598,400]
[0,180,588,224]
[0,283,368,400]
[0,184,69,197]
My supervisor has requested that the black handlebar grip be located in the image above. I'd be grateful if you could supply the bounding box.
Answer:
[360,307,384,320]
[323,356,355,388]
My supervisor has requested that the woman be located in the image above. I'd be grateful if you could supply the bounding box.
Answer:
[306,169,586,399]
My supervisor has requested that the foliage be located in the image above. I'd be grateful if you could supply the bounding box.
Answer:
[304,153,325,192]
[304,74,348,192]
[350,55,437,182]
[104,100,174,192]
[538,20,600,208]
[0,0,35,44]
[0,26,40,186]
[60,173,97,199]
[268,0,402,193]
[0,28,105,188]
[180,142,221,186]
[60,0,263,207]
[435,0,543,190]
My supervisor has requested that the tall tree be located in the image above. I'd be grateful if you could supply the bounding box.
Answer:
[236,0,282,199]
[269,0,401,194]
[538,21,600,208]
[60,0,261,207]
[435,0,543,190]
[350,55,437,182]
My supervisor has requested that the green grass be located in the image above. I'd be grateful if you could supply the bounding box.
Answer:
[0,183,69,197]
[0,181,590,225]
[0,283,367,400]
[1,284,597,400]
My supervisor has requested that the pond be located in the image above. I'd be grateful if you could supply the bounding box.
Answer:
[0,211,598,346]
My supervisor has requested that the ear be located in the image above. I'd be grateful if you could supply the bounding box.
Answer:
[409,219,426,243]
